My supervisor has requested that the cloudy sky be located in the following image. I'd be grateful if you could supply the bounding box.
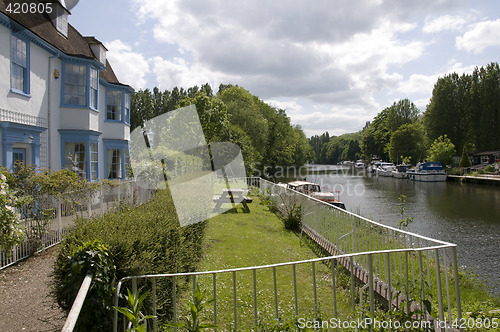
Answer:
[70,0,500,137]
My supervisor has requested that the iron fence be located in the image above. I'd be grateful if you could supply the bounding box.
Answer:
[0,179,154,270]
[112,177,461,331]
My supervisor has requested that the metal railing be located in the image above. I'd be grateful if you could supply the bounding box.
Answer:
[112,177,462,331]
[0,179,155,270]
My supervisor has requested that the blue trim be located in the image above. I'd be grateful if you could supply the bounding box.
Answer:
[60,62,102,110]
[10,33,30,95]
[103,139,129,179]
[0,121,45,170]
[59,130,101,181]
[104,86,132,125]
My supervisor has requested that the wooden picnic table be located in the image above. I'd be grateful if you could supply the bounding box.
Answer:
[213,189,252,213]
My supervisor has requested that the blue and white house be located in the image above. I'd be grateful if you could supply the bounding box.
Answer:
[0,0,133,180]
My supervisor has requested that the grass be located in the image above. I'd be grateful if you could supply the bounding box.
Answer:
[173,195,352,331]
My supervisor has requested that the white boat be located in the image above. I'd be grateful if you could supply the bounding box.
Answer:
[392,164,410,178]
[406,162,447,182]
[355,161,365,169]
[287,181,346,209]
[376,162,396,177]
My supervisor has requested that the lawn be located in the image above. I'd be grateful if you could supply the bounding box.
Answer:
[173,195,352,331]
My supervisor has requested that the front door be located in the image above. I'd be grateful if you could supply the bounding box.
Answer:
[12,148,26,170]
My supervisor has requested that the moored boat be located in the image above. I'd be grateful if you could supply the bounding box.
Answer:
[287,181,346,209]
[406,162,447,182]
[393,164,410,178]
[376,162,396,177]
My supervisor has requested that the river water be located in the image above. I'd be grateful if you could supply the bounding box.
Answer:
[303,165,500,296]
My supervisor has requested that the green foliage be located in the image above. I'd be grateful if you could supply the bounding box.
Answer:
[52,240,117,331]
[428,135,456,167]
[362,99,420,162]
[459,146,472,168]
[397,194,413,229]
[0,171,26,253]
[114,288,155,332]
[166,284,217,332]
[425,62,500,152]
[387,122,426,165]
[52,189,206,329]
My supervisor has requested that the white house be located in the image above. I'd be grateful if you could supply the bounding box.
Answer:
[0,0,133,180]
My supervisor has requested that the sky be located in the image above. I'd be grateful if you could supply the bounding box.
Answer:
[69,0,500,137]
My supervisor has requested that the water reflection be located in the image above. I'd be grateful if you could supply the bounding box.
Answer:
[306,170,500,295]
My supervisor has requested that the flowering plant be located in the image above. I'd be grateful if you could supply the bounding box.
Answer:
[0,172,26,253]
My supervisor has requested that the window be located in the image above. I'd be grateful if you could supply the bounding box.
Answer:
[107,149,122,179]
[106,90,122,120]
[10,35,29,94]
[56,6,68,36]
[60,130,100,181]
[64,64,86,105]
[64,142,86,179]
[103,140,129,179]
[90,142,98,180]
[124,93,130,124]
[90,68,98,109]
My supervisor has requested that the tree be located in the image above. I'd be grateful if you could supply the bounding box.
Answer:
[386,122,425,164]
[428,135,456,167]
[459,146,471,168]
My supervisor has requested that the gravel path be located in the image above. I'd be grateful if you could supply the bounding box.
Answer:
[0,246,66,332]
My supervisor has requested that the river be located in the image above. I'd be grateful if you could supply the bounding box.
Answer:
[303,165,500,296]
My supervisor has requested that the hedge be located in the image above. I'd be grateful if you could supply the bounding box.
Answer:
[52,188,206,331]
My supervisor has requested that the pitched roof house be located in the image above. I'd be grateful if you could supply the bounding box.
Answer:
[0,0,133,180]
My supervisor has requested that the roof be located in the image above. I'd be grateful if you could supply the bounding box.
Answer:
[0,0,131,89]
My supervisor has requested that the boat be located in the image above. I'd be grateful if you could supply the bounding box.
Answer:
[406,162,447,182]
[286,181,346,209]
[376,162,396,177]
[392,164,410,178]
[354,161,365,169]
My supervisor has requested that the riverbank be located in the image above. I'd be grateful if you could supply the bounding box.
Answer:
[448,174,500,186]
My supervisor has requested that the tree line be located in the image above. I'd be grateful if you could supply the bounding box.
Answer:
[130,84,314,177]
[309,62,500,166]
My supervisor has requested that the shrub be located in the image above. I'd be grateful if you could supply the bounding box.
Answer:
[52,189,206,330]
[52,240,116,331]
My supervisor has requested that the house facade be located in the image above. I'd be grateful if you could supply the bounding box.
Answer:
[0,0,133,180]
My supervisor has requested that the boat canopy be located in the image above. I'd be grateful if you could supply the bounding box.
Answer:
[417,162,444,171]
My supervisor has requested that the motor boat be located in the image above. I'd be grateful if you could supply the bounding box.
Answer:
[392,164,410,178]
[376,162,396,177]
[286,181,346,209]
[406,162,447,182]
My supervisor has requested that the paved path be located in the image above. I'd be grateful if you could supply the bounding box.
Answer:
[0,246,66,332]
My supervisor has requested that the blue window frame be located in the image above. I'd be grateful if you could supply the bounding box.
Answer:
[106,90,122,121]
[12,148,26,170]
[90,68,98,109]
[63,63,86,106]
[61,62,101,109]
[103,139,129,179]
[59,130,100,181]
[10,34,30,95]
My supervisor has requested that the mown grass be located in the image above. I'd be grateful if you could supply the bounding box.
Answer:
[172,195,353,331]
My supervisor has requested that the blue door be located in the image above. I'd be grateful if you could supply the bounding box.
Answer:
[12,148,26,170]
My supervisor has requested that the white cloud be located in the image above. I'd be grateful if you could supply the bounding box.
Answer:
[151,56,233,90]
[423,14,468,33]
[105,40,149,89]
[456,19,500,53]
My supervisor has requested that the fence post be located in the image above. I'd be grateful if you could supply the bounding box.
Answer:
[57,197,62,239]
[367,253,375,318]
[451,246,462,321]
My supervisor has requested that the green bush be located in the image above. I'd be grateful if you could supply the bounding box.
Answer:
[52,240,116,331]
[52,189,206,330]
